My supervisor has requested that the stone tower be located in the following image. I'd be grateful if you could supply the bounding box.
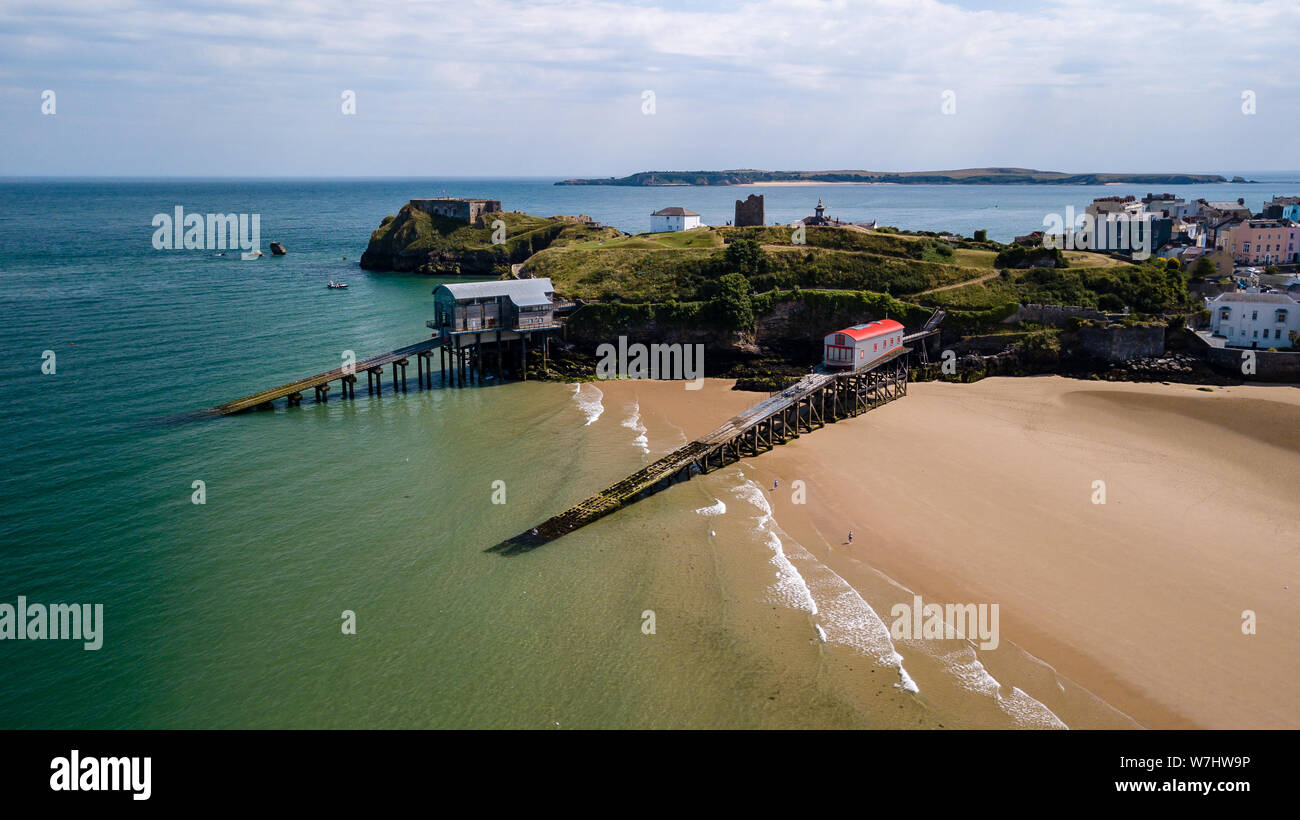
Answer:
[734,194,765,227]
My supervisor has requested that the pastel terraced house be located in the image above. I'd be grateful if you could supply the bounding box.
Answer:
[1224,220,1300,265]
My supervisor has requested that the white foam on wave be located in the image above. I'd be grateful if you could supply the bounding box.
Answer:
[730,481,817,615]
[572,383,604,426]
[728,478,918,693]
[694,498,726,516]
[863,566,1069,727]
[925,645,1067,729]
[620,400,649,453]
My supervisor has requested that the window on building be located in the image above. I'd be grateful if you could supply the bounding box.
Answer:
[1277,310,1288,323]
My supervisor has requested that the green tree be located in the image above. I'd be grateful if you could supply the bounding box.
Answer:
[973,229,988,242]
[722,238,767,277]
[1191,256,1217,281]
[712,272,754,331]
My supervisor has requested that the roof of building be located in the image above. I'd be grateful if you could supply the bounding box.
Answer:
[434,277,554,302]
[510,292,553,308]
[652,207,699,217]
[1244,219,1296,228]
[827,319,905,341]
[1210,291,1298,304]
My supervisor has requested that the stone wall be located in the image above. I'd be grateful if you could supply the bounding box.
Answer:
[409,198,502,224]
[1191,333,1300,381]
[734,194,765,227]
[1003,303,1107,325]
[1078,325,1165,361]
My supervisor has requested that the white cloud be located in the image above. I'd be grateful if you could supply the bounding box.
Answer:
[0,0,1295,174]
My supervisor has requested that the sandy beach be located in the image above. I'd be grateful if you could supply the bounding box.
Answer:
[595,376,1300,729]
[732,180,898,186]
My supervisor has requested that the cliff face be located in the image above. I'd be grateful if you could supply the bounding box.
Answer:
[359,205,619,274]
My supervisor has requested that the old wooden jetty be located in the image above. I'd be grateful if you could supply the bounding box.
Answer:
[206,277,567,416]
[204,337,447,416]
[491,345,912,554]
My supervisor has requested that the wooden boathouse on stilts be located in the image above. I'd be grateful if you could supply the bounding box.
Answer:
[428,277,562,387]
[203,277,568,416]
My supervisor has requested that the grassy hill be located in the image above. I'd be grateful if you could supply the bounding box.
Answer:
[525,225,999,302]
[359,206,621,274]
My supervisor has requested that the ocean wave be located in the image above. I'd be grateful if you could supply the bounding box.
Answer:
[571,383,604,426]
[694,498,726,516]
[929,646,1068,729]
[620,400,649,453]
[729,478,918,693]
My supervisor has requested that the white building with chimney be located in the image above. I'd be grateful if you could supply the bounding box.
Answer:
[650,207,702,233]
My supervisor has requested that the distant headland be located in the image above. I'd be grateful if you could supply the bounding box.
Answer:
[556,168,1243,186]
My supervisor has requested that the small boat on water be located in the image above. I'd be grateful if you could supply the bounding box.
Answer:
[327,280,349,289]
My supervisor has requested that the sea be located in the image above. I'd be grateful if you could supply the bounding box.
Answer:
[2,174,1295,728]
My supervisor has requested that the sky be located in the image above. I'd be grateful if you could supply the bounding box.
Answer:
[1,0,1296,177]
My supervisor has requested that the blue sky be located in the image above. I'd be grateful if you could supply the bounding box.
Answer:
[1,0,1296,176]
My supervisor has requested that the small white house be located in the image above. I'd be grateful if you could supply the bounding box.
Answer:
[650,207,701,233]
[1206,290,1300,348]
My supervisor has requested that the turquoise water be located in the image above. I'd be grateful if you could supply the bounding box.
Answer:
[0,176,1293,728]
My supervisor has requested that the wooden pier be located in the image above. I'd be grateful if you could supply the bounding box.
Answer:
[491,347,911,554]
[204,338,445,416]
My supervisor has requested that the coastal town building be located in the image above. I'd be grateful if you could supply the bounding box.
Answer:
[409,197,502,225]
[1140,193,1186,218]
[1223,220,1300,265]
[1206,218,1244,251]
[1264,196,1300,222]
[1086,195,1144,220]
[798,198,840,227]
[1157,244,1232,276]
[650,207,702,233]
[1205,290,1300,348]
[822,320,905,369]
[1204,199,1253,221]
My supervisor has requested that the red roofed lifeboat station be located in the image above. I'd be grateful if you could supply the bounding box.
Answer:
[823,320,905,369]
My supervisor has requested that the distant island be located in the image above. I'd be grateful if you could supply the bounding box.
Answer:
[556,168,1242,186]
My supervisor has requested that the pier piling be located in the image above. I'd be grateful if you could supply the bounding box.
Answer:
[493,348,911,553]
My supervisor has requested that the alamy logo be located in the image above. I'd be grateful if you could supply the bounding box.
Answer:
[50,750,151,801]
[1041,207,1155,260]
[595,336,704,390]
[0,596,103,650]
[889,595,999,650]
[151,206,261,259]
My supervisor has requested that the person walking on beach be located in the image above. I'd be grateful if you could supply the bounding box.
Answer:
[773,479,779,491]
[848,529,854,545]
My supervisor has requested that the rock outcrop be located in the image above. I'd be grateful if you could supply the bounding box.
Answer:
[359,204,619,274]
